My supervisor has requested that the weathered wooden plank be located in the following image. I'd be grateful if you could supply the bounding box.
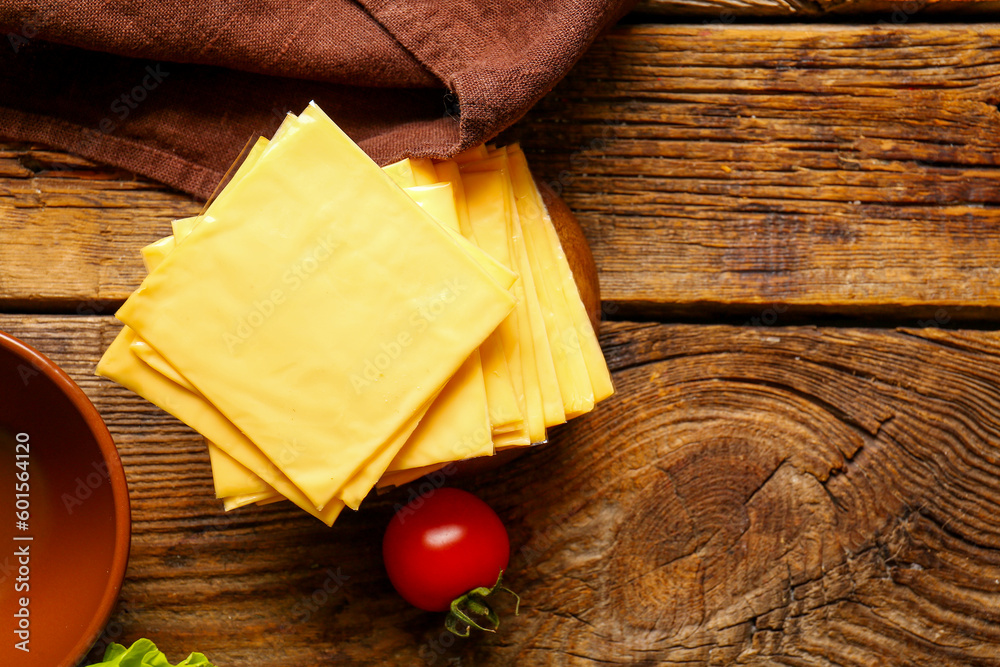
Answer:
[4,24,1000,322]
[3,314,1000,665]
[0,151,199,311]
[512,23,1000,321]
[635,0,1000,18]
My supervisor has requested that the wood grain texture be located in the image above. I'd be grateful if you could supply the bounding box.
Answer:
[508,23,1000,321]
[634,0,1000,18]
[0,144,200,311]
[3,314,1000,666]
[5,23,1000,322]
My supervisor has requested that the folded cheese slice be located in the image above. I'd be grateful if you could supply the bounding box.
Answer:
[116,103,516,509]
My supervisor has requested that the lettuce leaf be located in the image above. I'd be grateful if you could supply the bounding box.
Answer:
[89,638,215,667]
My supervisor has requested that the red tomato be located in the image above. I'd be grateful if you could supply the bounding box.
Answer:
[383,487,510,613]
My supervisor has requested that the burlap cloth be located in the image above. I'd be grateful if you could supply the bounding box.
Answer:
[0,1,632,199]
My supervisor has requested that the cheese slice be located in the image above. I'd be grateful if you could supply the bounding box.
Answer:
[432,160,523,434]
[462,168,537,446]
[99,116,347,517]
[507,145,597,417]
[137,223,272,500]
[336,396,435,509]
[107,117,451,515]
[452,145,490,164]
[209,445,273,498]
[131,336,195,391]
[140,235,176,272]
[409,158,439,186]
[223,490,282,511]
[172,216,199,241]
[463,157,559,441]
[121,157,479,513]
[490,148,566,428]
[131,176,512,510]
[385,183,495,472]
[383,158,417,189]
[431,161,476,240]
[97,328,346,525]
[534,187,614,403]
[377,462,449,490]
[383,157,438,188]
[116,102,516,509]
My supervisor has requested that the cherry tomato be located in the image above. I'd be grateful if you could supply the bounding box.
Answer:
[383,487,510,613]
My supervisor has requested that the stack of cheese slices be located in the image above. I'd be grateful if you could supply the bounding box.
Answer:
[97,102,613,526]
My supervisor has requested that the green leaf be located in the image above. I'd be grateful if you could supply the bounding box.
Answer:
[89,638,215,667]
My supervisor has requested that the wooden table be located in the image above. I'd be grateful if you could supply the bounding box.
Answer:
[4,3,1000,665]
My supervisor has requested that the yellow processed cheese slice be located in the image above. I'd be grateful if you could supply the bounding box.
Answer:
[534,187,614,404]
[331,184,512,502]
[432,160,523,434]
[383,183,495,472]
[404,184,515,285]
[408,158,439,186]
[171,216,199,241]
[507,145,597,417]
[153,194,279,499]
[97,328,346,525]
[116,102,516,509]
[131,338,194,390]
[488,148,566,428]
[382,157,438,188]
[134,234,196,392]
[106,131,328,510]
[431,161,476,239]
[406,183,461,231]
[124,150,436,512]
[335,395,437,509]
[382,158,417,189]
[104,119,341,517]
[452,145,490,164]
[176,184,509,493]
[315,182,513,502]
[387,354,492,470]
[137,224,273,500]
[462,168,537,446]
[133,181,511,507]
[377,462,450,491]
[464,156,561,439]
[223,490,282,511]
[209,445,274,498]
[130,310,432,511]
[140,235,176,271]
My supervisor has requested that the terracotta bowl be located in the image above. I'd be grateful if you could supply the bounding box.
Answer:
[0,332,130,667]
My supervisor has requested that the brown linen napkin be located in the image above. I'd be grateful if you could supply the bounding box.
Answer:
[0,1,632,199]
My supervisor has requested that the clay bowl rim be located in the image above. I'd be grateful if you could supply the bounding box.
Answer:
[0,330,131,666]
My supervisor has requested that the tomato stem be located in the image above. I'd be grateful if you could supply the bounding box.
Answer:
[445,571,520,637]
